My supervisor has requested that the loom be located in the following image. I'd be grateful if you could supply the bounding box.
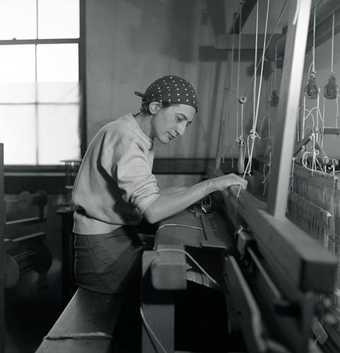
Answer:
[140,3,340,352]
[32,1,340,353]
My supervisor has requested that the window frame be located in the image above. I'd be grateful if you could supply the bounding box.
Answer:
[0,0,86,172]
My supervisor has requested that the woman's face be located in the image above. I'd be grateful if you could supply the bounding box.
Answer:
[151,103,196,144]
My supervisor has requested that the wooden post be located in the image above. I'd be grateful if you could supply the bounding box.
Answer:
[0,144,5,353]
[141,251,175,353]
[268,0,313,219]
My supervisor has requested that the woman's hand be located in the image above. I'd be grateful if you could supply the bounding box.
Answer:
[210,173,248,192]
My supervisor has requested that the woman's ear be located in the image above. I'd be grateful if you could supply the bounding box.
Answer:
[149,101,162,114]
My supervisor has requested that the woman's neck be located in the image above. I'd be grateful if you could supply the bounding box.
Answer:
[134,112,153,139]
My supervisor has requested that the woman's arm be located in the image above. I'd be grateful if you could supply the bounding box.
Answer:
[143,173,247,224]
[160,186,188,195]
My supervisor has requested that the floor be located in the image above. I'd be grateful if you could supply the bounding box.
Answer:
[5,259,63,353]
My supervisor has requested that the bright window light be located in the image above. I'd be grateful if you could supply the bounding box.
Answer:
[38,0,79,39]
[37,44,79,82]
[0,45,35,83]
[0,0,36,40]
[0,105,36,164]
[0,1,81,165]
[38,105,80,164]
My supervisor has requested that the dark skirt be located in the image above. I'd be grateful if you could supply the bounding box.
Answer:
[73,226,143,294]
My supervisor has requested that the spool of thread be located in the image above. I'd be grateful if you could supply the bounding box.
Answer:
[324,74,338,100]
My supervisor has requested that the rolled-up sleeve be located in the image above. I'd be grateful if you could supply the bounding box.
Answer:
[113,140,160,214]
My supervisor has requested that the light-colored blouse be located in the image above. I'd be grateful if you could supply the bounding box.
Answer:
[72,114,160,235]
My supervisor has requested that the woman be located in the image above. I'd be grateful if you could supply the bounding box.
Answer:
[72,74,247,294]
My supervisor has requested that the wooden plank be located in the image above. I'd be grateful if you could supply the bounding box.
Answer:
[141,251,175,353]
[215,33,281,50]
[323,127,340,135]
[199,45,255,62]
[246,248,316,353]
[36,288,122,353]
[222,188,338,296]
[231,0,257,34]
[6,216,46,226]
[0,144,4,353]
[268,0,313,218]
[307,0,340,51]
[224,256,267,353]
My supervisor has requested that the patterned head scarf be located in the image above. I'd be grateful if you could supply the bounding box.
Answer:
[135,75,198,113]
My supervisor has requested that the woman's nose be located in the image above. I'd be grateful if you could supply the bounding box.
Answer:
[177,122,186,136]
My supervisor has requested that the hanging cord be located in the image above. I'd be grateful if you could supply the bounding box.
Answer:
[235,2,243,145]
[240,0,288,100]
[216,49,234,167]
[230,0,288,171]
[274,45,278,89]
[226,13,237,157]
[331,12,335,73]
[302,95,306,139]
[337,94,339,128]
[235,1,247,175]
[253,1,259,124]
[240,97,246,140]
[243,0,270,177]
[312,7,316,73]
[262,151,271,196]
[230,12,237,95]
[324,11,338,100]
[272,43,280,105]
[305,6,319,100]
[236,96,247,174]
[321,96,326,148]
[229,17,236,159]
[316,92,320,131]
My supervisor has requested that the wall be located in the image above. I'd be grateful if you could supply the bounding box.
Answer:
[85,0,230,160]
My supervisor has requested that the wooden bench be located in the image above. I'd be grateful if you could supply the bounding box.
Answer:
[35,288,123,353]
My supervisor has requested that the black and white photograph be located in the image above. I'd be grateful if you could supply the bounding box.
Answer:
[0,1,340,353]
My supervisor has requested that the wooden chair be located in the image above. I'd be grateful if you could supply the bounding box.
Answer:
[4,190,52,291]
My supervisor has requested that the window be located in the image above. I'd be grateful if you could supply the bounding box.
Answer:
[0,0,81,165]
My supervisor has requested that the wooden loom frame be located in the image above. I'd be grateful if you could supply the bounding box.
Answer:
[0,144,5,353]
[222,0,337,297]
[217,2,339,351]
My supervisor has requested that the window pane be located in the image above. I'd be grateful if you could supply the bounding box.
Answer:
[0,83,36,103]
[0,0,36,40]
[0,105,36,164]
[37,82,80,103]
[38,0,79,39]
[37,44,78,82]
[0,45,35,83]
[38,105,80,164]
